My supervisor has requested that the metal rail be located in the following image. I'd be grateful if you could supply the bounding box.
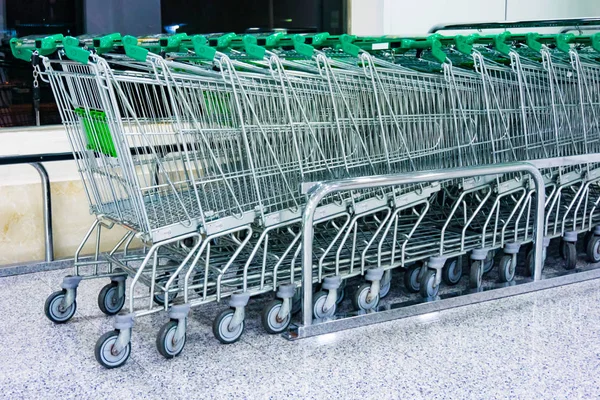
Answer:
[429,16,600,33]
[298,163,546,332]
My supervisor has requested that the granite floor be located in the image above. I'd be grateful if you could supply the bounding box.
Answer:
[2,255,600,399]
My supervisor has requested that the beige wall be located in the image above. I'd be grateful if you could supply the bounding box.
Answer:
[0,126,138,266]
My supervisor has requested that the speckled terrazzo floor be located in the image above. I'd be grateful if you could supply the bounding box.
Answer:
[2,245,600,399]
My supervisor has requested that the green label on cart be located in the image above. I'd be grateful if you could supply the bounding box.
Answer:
[74,108,117,157]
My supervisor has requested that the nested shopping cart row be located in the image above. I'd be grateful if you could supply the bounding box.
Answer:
[10,30,600,368]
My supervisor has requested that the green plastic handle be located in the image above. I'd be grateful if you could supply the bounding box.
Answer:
[292,35,315,58]
[400,37,446,63]
[10,38,33,62]
[63,36,90,64]
[264,31,285,47]
[339,34,361,57]
[312,32,330,46]
[592,33,600,53]
[163,33,189,51]
[191,35,216,60]
[216,33,236,49]
[493,32,512,56]
[122,35,149,62]
[94,33,122,54]
[525,32,542,53]
[243,35,266,59]
[36,34,64,56]
[555,33,574,53]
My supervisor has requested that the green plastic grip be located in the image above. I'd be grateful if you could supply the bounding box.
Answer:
[292,35,315,58]
[592,33,600,53]
[191,35,216,60]
[555,33,574,53]
[216,33,236,49]
[243,35,266,59]
[163,33,189,52]
[63,36,90,64]
[10,38,33,62]
[339,34,361,57]
[400,37,446,63]
[36,34,64,56]
[94,33,122,54]
[122,35,149,62]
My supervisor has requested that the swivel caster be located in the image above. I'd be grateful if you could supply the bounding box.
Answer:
[156,304,190,359]
[312,276,340,319]
[469,249,490,289]
[420,270,439,298]
[442,257,462,286]
[352,269,383,311]
[213,293,249,344]
[98,275,126,316]
[44,275,82,323]
[404,263,423,293]
[261,284,295,334]
[380,270,392,298]
[95,314,134,369]
[586,235,600,263]
[562,232,578,270]
[497,255,516,283]
[153,274,178,306]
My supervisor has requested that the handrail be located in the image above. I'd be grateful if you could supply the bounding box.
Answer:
[429,16,600,33]
[300,163,546,327]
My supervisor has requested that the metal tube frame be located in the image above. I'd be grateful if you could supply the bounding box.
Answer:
[299,162,546,331]
[429,16,600,33]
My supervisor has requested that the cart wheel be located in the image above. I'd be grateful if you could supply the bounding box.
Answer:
[98,282,125,316]
[261,300,292,334]
[469,260,483,289]
[498,255,515,283]
[559,240,567,260]
[564,242,577,270]
[419,269,439,298]
[291,289,302,315]
[94,330,131,369]
[312,291,336,319]
[213,308,244,344]
[442,258,462,286]
[525,251,535,277]
[156,320,186,359]
[153,275,178,306]
[404,264,421,293]
[44,290,77,324]
[352,283,380,311]
[586,236,600,263]
[380,280,391,299]
[483,251,495,274]
[336,287,345,305]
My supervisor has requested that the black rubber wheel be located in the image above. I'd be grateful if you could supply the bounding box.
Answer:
[261,299,292,334]
[483,251,495,274]
[498,255,515,283]
[564,242,577,270]
[98,282,125,316]
[213,308,244,344]
[156,320,186,359]
[44,290,77,324]
[586,235,600,263]
[153,274,178,306]
[336,287,345,305]
[469,260,483,289]
[351,283,380,311]
[95,330,131,369]
[404,264,422,293]
[525,251,535,277]
[442,258,462,286]
[559,240,567,260]
[419,269,439,299]
[291,289,302,315]
[312,290,336,319]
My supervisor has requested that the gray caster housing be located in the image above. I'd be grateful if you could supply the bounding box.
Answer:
[44,275,82,324]
[352,268,384,311]
[157,304,190,359]
[469,249,490,289]
[380,270,392,298]
[262,284,296,334]
[95,313,134,369]
[498,243,520,283]
[98,274,126,316]
[313,276,341,319]
[420,257,445,298]
[213,293,250,344]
